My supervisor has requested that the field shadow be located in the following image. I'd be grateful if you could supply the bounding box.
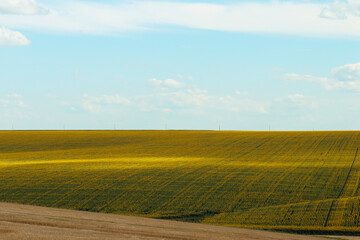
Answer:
[268,228,360,236]
[154,210,220,223]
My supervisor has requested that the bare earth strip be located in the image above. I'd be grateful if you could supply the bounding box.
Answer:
[0,202,357,240]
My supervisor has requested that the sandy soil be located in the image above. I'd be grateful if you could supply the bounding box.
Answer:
[0,202,358,240]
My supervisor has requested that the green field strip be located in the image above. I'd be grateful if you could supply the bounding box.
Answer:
[205,195,360,227]
[322,135,360,226]
[227,134,305,212]
[339,140,360,198]
[259,134,328,208]
[332,147,358,199]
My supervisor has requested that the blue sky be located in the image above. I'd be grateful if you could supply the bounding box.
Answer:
[1,0,360,130]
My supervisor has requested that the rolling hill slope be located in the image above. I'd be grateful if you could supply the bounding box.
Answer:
[1,130,360,233]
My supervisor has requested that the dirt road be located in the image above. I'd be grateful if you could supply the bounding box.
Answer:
[0,202,358,240]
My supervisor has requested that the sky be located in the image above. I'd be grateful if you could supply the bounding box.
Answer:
[1,0,360,131]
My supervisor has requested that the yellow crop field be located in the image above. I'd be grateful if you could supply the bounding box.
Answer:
[1,130,360,233]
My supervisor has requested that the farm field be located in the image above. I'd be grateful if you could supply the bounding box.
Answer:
[1,130,360,233]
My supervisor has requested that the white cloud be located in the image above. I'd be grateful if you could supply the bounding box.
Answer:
[320,0,360,20]
[218,95,267,113]
[0,94,26,108]
[320,0,348,19]
[159,87,209,107]
[96,95,130,105]
[0,0,48,15]
[0,27,30,46]
[82,94,130,113]
[283,73,335,90]
[1,1,360,37]
[149,78,185,90]
[283,62,360,91]
[0,94,28,120]
[176,74,184,79]
[77,78,314,117]
[137,86,210,112]
[162,79,185,88]
[235,90,249,96]
[331,62,360,82]
[6,93,22,98]
[276,94,318,109]
[143,79,267,114]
